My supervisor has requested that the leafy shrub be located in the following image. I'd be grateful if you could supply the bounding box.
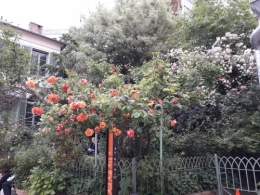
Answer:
[25,167,66,195]
[66,177,104,195]
[198,169,218,190]
[13,145,53,189]
[0,158,16,173]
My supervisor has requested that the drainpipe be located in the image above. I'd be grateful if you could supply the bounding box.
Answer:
[250,0,260,83]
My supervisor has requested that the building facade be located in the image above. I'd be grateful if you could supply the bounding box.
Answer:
[182,0,194,13]
[1,21,66,128]
[171,0,194,15]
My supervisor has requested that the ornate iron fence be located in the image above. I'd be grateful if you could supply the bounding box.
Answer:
[60,154,216,195]
[214,154,260,195]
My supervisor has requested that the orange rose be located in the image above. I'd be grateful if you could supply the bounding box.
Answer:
[26,80,35,88]
[123,113,131,119]
[109,89,119,97]
[31,107,44,115]
[77,113,89,122]
[48,94,60,103]
[85,128,94,137]
[62,83,69,91]
[79,101,86,108]
[47,76,56,84]
[148,100,154,107]
[112,127,117,133]
[69,101,81,110]
[131,91,140,99]
[100,122,106,129]
[114,129,122,136]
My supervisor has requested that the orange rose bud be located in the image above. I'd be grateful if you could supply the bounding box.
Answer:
[66,88,71,93]
[80,79,88,85]
[94,126,101,133]
[170,119,177,127]
[100,122,106,129]
[85,128,94,137]
[47,76,56,84]
[26,80,35,88]
[90,93,96,99]
[172,99,178,104]
[71,152,75,157]
[123,113,131,119]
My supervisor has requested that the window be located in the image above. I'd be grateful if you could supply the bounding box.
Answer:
[31,49,48,75]
[25,99,40,128]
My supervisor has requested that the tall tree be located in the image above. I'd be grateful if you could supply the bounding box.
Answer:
[59,0,174,71]
[0,24,30,114]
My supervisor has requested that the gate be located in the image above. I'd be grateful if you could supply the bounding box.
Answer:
[214,154,260,195]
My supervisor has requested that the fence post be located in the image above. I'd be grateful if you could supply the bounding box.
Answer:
[214,154,222,195]
[130,157,138,195]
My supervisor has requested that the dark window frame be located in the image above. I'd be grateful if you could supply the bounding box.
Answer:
[31,49,48,75]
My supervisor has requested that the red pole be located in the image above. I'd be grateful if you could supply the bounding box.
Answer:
[105,126,118,195]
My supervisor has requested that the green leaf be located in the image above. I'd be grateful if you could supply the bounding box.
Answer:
[133,112,141,118]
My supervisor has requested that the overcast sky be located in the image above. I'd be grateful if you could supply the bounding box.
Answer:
[0,0,115,30]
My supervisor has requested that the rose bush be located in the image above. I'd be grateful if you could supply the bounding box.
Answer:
[26,57,194,161]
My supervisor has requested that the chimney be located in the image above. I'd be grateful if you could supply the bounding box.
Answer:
[28,22,43,34]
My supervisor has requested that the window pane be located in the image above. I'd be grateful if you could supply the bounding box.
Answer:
[31,51,39,66]
[39,53,47,65]
[31,50,48,75]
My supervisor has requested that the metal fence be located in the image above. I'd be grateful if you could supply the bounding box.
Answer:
[214,154,260,195]
[61,154,216,195]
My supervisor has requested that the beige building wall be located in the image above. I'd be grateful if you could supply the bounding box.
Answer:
[19,30,63,53]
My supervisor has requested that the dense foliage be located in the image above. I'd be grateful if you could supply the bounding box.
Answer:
[0,0,260,194]
[171,0,257,49]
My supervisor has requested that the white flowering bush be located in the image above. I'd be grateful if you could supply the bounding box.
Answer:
[168,33,256,96]
[164,33,260,156]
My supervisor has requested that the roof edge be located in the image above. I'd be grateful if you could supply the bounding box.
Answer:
[1,21,67,49]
